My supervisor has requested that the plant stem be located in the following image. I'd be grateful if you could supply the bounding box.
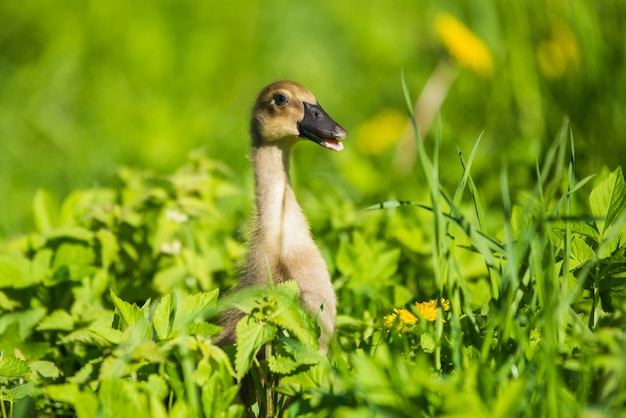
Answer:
[265,343,274,417]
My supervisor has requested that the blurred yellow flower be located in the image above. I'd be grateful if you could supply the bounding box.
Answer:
[384,299,451,332]
[384,308,417,332]
[536,22,579,79]
[435,13,494,77]
[355,109,406,155]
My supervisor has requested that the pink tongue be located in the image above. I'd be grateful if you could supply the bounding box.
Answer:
[321,138,344,151]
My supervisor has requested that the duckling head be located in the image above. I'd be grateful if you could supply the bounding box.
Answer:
[251,80,347,151]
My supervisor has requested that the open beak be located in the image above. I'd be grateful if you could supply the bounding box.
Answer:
[298,102,348,151]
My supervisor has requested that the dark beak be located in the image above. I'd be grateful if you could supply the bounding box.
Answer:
[298,102,348,151]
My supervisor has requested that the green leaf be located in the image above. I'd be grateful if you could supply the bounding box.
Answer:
[143,374,169,401]
[2,382,35,401]
[0,323,50,360]
[47,383,98,418]
[130,340,166,363]
[110,290,144,330]
[0,307,47,340]
[235,316,276,380]
[188,322,221,337]
[87,325,124,345]
[569,236,595,270]
[52,243,96,269]
[174,289,219,329]
[37,309,76,331]
[31,249,53,284]
[0,290,21,310]
[60,326,123,347]
[590,166,626,236]
[420,332,436,353]
[153,293,173,340]
[67,361,97,384]
[0,356,30,377]
[98,377,150,418]
[97,229,120,269]
[44,226,94,242]
[269,286,317,347]
[30,360,62,379]
[0,255,33,288]
[267,338,323,376]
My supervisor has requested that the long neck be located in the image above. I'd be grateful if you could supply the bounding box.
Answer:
[251,143,312,253]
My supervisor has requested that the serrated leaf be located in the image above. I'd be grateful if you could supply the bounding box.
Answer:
[175,289,219,329]
[2,382,35,401]
[30,360,62,379]
[44,226,94,242]
[0,356,30,377]
[569,222,600,241]
[188,322,221,337]
[420,332,436,353]
[202,343,237,380]
[131,340,166,363]
[590,167,626,236]
[270,302,317,348]
[274,280,300,300]
[87,325,124,345]
[98,377,149,417]
[267,351,300,375]
[570,236,595,270]
[47,383,98,418]
[267,338,323,376]
[97,229,120,269]
[60,326,122,347]
[235,316,276,380]
[0,290,20,310]
[99,356,130,379]
[0,323,50,360]
[143,374,169,401]
[32,248,53,282]
[110,290,144,330]
[52,243,96,270]
[37,309,75,331]
[0,255,32,288]
[0,307,47,340]
[153,294,173,340]
[68,361,97,384]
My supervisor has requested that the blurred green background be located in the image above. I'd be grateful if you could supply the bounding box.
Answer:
[1,0,625,238]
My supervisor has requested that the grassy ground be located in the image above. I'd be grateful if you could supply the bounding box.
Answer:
[1,87,625,416]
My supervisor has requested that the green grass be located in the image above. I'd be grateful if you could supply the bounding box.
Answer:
[1,76,625,417]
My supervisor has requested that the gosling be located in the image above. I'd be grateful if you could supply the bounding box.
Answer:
[218,80,347,353]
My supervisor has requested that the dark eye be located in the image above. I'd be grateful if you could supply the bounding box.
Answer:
[273,93,288,106]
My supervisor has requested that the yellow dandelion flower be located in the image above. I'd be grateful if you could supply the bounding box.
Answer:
[384,299,451,332]
[384,308,418,332]
[414,300,438,321]
[355,109,407,155]
[440,298,451,312]
[435,13,494,77]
